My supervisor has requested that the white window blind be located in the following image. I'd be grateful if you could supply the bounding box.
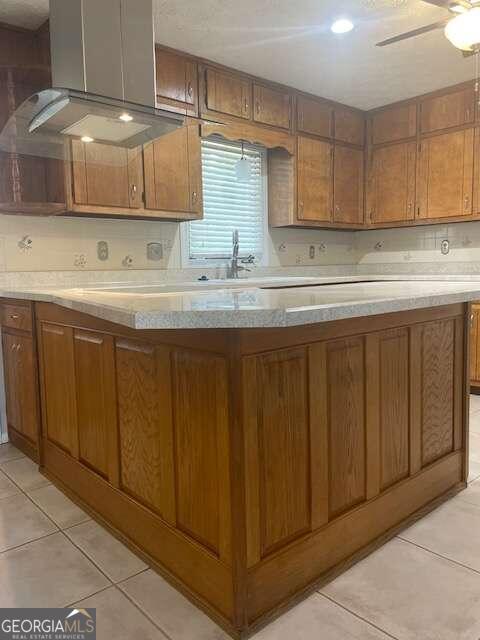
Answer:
[187,137,265,260]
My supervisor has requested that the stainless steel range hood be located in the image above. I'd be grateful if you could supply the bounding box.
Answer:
[1,0,184,156]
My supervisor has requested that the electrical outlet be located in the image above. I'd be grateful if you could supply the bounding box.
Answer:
[147,242,163,261]
[97,240,109,261]
[441,239,450,255]
[309,245,315,260]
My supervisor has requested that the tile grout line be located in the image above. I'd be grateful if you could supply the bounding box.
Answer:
[0,530,59,555]
[397,536,480,577]
[316,592,401,640]
[113,582,173,640]
[0,449,172,635]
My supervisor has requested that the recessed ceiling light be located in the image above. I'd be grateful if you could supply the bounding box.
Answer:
[331,18,354,34]
[81,135,94,143]
[119,112,133,122]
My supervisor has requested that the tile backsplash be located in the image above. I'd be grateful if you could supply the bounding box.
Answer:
[4,213,480,276]
[356,221,480,273]
[0,215,357,272]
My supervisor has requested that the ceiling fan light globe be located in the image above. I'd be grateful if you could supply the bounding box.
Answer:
[445,8,480,51]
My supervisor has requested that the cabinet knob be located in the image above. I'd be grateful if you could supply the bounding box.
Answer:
[255,100,261,114]
[10,343,16,352]
[465,195,470,211]
[16,344,21,352]
[299,201,304,210]
[187,82,193,98]
[192,190,198,203]
[244,98,249,112]
[130,184,137,201]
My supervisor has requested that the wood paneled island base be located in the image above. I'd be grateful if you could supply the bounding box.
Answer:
[34,302,469,638]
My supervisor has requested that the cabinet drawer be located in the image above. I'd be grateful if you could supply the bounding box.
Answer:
[1,304,32,331]
[1,304,33,332]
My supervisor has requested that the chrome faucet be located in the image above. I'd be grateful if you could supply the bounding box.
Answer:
[227,230,255,279]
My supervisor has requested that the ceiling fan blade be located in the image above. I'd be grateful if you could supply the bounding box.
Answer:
[376,19,450,46]
[421,0,471,8]
[421,0,451,6]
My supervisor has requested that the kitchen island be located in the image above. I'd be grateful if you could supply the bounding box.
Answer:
[0,277,475,637]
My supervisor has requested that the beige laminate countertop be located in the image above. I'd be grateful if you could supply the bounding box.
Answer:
[2,274,480,329]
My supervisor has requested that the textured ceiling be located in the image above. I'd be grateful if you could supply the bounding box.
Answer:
[0,0,476,110]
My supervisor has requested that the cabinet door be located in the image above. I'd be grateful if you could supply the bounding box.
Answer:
[71,141,143,209]
[333,145,364,224]
[2,332,20,436]
[420,86,475,134]
[471,305,480,385]
[297,136,333,222]
[297,95,333,138]
[204,68,251,119]
[155,47,197,114]
[368,142,416,224]
[74,330,118,481]
[143,123,203,217]
[16,334,39,444]
[417,129,474,219]
[253,84,291,130]
[39,323,78,457]
[371,104,417,145]
[334,107,365,146]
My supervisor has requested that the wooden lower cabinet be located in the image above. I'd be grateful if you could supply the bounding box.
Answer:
[1,301,40,461]
[471,303,480,390]
[35,302,467,637]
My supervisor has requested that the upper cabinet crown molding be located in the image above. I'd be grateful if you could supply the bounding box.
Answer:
[200,121,295,154]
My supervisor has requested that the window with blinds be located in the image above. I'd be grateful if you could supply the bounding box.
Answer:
[186,137,266,260]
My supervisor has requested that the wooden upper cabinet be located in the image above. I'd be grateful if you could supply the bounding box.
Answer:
[334,107,365,146]
[420,86,475,134]
[155,47,197,115]
[204,67,252,120]
[71,141,143,209]
[368,142,416,224]
[333,145,364,224]
[297,95,333,138]
[417,128,474,219]
[371,104,417,145]
[297,136,333,222]
[253,84,291,130]
[143,122,203,218]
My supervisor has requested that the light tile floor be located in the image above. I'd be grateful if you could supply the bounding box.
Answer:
[2,399,480,639]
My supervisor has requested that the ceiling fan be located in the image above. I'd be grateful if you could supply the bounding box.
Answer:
[376,0,480,55]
